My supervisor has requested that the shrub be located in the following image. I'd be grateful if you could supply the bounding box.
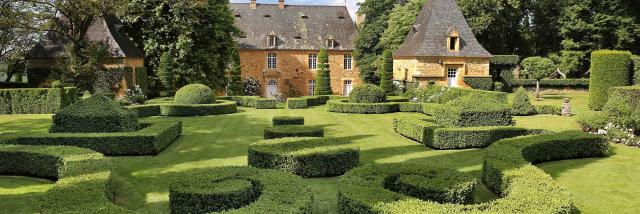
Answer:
[249,137,359,177]
[432,126,530,149]
[327,99,399,114]
[421,103,443,116]
[511,87,536,116]
[126,104,161,117]
[491,55,520,66]
[228,96,258,107]
[520,57,556,99]
[287,98,308,109]
[589,50,632,110]
[145,97,174,104]
[170,167,313,214]
[535,105,562,115]
[380,50,394,94]
[393,117,442,144]
[338,131,607,213]
[509,78,590,88]
[272,116,304,126]
[2,121,182,156]
[463,77,493,91]
[243,77,262,96]
[304,95,329,106]
[0,87,78,114]
[603,85,640,130]
[159,100,237,117]
[434,95,513,127]
[174,84,216,104]
[338,164,476,213]
[255,98,277,109]
[386,96,409,102]
[632,55,640,85]
[576,111,609,132]
[157,52,175,95]
[314,49,332,95]
[263,125,324,139]
[397,102,422,113]
[411,85,508,104]
[50,95,139,133]
[349,84,387,103]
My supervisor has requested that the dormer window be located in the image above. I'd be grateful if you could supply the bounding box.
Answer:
[234,13,241,18]
[326,36,337,49]
[268,35,277,47]
[447,27,460,52]
[264,14,271,18]
[449,37,458,51]
[301,14,309,19]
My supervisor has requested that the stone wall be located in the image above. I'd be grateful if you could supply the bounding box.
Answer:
[393,56,490,87]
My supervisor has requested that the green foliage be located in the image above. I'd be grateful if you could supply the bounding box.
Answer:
[397,102,423,113]
[120,1,242,90]
[242,78,262,96]
[589,50,632,110]
[432,126,532,149]
[353,0,398,83]
[349,84,387,103]
[521,57,556,80]
[228,49,243,96]
[490,55,520,66]
[174,84,216,105]
[263,125,324,139]
[410,85,508,104]
[535,105,562,115]
[126,104,161,117]
[2,121,182,156]
[511,87,536,116]
[379,0,426,53]
[134,67,149,95]
[632,55,640,85]
[509,78,590,88]
[603,85,640,130]
[249,137,359,177]
[50,95,139,133]
[228,96,259,107]
[314,49,332,95]
[255,98,277,109]
[393,117,441,145]
[434,95,513,127]
[338,163,477,213]
[0,87,78,114]
[379,50,394,94]
[549,50,585,76]
[169,167,313,214]
[272,116,304,126]
[287,98,308,109]
[157,52,175,94]
[463,77,493,91]
[576,111,609,132]
[327,99,399,114]
[159,100,237,117]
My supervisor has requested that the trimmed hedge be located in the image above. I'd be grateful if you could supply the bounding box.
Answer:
[535,105,562,115]
[632,55,640,85]
[509,78,590,88]
[1,121,182,156]
[50,95,139,133]
[386,96,410,102]
[255,98,277,109]
[491,55,520,66]
[603,85,640,129]
[0,87,78,114]
[434,95,513,127]
[432,126,531,149]
[338,164,477,213]
[231,96,259,107]
[338,131,608,213]
[159,100,237,116]
[421,103,443,116]
[145,97,174,104]
[463,77,493,91]
[397,102,423,113]
[393,117,441,144]
[511,87,536,116]
[273,116,304,126]
[170,166,313,214]
[349,84,386,103]
[264,125,324,139]
[248,137,359,177]
[412,86,508,104]
[589,50,632,110]
[174,84,216,104]
[287,98,308,109]
[327,99,399,114]
[126,104,161,117]
[0,145,132,213]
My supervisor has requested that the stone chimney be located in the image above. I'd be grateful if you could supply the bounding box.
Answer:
[278,0,285,9]
[250,0,257,9]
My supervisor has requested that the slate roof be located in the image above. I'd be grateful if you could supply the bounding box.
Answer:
[394,0,492,58]
[230,3,357,50]
[29,16,144,59]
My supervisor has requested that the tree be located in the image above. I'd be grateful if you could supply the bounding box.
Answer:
[511,87,536,116]
[227,48,242,96]
[314,49,332,95]
[379,50,393,94]
[157,52,175,95]
[520,57,556,100]
[119,0,242,91]
[379,0,425,53]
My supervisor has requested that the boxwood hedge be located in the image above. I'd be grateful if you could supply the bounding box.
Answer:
[272,116,304,126]
[434,95,513,127]
[264,125,324,139]
[602,85,640,129]
[463,77,493,91]
[589,50,632,110]
[327,100,399,114]
[174,84,216,104]
[432,126,531,149]
[397,102,423,113]
[170,166,313,214]
[535,105,562,115]
[248,137,359,177]
[349,84,387,103]
[1,121,182,156]
[126,104,161,117]
[287,98,308,109]
[255,98,277,109]
[50,95,139,133]
[0,87,78,114]
[0,145,132,213]
[160,100,237,116]
[338,131,608,213]
[392,117,441,145]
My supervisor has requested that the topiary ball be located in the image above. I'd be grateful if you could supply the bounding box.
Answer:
[175,84,216,104]
[349,84,387,103]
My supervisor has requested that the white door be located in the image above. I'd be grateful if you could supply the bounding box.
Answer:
[343,80,353,96]
[267,79,278,98]
[447,68,459,87]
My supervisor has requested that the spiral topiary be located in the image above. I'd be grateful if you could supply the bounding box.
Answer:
[349,84,387,103]
[174,84,216,104]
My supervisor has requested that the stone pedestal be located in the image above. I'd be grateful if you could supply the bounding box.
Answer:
[562,98,571,117]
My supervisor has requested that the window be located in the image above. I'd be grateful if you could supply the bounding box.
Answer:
[328,39,335,48]
[308,54,317,70]
[268,35,277,47]
[343,54,352,70]
[308,80,315,95]
[267,53,277,69]
[449,37,458,51]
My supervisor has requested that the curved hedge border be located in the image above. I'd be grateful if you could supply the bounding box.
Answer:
[170,166,313,214]
[273,116,304,126]
[160,100,237,116]
[327,100,398,114]
[1,121,182,156]
[248,137,359,177]
[263,125,324,139]
[0,145,132,213]
[338,131,608,213]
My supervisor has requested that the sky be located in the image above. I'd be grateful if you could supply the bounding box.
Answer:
[229,0,364,20]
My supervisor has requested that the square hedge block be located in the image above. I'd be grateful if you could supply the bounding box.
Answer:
[50,95,139,133]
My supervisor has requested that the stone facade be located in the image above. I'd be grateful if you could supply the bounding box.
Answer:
[393,56,490,87]
[239,49,360,97]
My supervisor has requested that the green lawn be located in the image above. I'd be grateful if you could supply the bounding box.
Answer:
[0,91,638,213]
